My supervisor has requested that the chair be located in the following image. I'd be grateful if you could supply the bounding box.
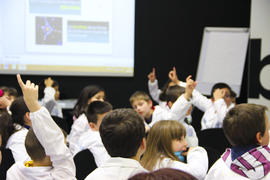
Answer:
[73,149,97,180]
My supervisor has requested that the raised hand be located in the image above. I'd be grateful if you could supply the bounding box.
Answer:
[44,77,54,87]
[213,89,225,101]
[168,67,180,84]
[17,74,41,112]
[147,68,156,82]
[184,75,197,100]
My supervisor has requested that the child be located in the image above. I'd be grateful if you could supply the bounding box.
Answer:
[191,82,234,130]
[68,85,105,155]
[147,67,185,108]
[85,108,147,180]
[7,97,31,162]
[7,74,76,180]
[41,77,62,118]
[129,168,197,180]
[76,101,112,166]
[130,75,194,127]
[205,104,270,180]
[141,120,208,180]
[166,85,198,147]
[0,88,12,111]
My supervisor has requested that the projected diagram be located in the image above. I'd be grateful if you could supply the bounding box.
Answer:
[36,16,62,45]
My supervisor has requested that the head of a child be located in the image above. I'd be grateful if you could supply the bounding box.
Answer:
[223,104,269,147]
[99,108,146,160]
[73,85,105,118]
[166,85,185,108]
[0,112,15,147]
[25,128,51,166]
[141,120,187,171]
[129,91,153,119]
[86,101,112,131]
[159,79,178,101]
[10,96,31,127]
[211,82,232,107]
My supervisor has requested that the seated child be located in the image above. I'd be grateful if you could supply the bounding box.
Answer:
[76,101,112,166]
[68,85,105,155]
[205,104,270,180]
[129,168,197,180]
[85,108,147,180]
[41,77,63,118]
[0,88,12,112]
[141,120,208,180]
[7,97,31,162]
[166,85,198,147]
[191,82,235,130]
[147,67,185,108]
[130,75,194,128]
[7,74,76,180]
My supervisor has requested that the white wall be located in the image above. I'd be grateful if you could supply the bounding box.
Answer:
[249,0,270,117]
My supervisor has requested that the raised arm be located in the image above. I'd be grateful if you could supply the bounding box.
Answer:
[147,68,162,103]
[17,74,76,179]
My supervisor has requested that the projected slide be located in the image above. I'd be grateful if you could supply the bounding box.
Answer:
[0,0,134,76]
[29,0,81,15]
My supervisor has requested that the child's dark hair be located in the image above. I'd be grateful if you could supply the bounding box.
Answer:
[0,112,15,147]
[73,85,105,118]
[25,128,47,161]
[99,108,145,158]
[9,96,29,126]
[210,82,232,98]
[159,79,173,101]
[166,85,185,103]
[223,104,267,147]
[86,101,113,124]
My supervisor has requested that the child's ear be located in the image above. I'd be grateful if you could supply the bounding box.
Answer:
[89,122,97,131]
[24,112,31,121]
[256,131,263,145]
[167,101,173,108]
[148,100,153,107]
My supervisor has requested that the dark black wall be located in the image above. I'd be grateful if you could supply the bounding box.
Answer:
[0,0,251,109]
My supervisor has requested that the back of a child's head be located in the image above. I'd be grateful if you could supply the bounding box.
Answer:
[86,101,113,124]
[9,96,29,126]
[210,82,232,97]
[223,103,267,147]
[166,85,185,103]
[73,85,105,118]
[141,120,186,170]
[25,128,46,162]
[129,91,151,105]
[129,168,198,180]
[0,112,15,147]
[99,108,145,158]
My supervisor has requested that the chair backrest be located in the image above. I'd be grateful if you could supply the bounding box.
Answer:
[197,128,231,155]
[0,148,15,180]
[73,149,97,180]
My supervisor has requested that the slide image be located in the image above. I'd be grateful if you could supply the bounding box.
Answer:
[67,21,109,43]
[36,16,63,45]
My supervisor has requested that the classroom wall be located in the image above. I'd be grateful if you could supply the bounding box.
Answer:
[249,0,270,117]
[0,0,251,110]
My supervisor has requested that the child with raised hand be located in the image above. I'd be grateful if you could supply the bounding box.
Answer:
[7,74,76,180]
[68,85,105,155]
[191,82,234,130]
[205,104,270,180]
[41,77,63,118]
[147,67,185,108]
[141,120,208,180]
[132,75,194,129]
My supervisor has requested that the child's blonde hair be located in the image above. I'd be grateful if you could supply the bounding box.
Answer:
[141,120,186,171]
[129,91,151,105]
